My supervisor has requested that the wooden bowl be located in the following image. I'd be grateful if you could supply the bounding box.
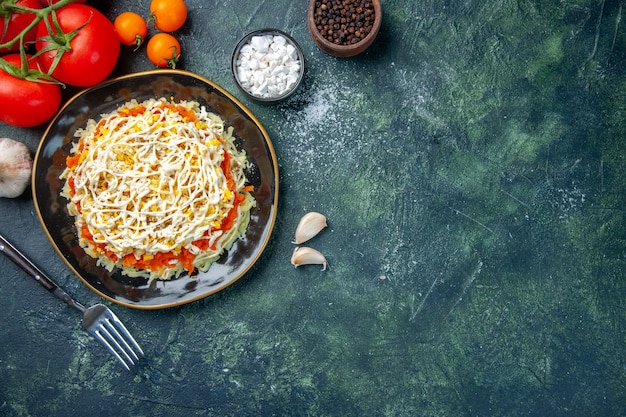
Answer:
[307,0,382,58]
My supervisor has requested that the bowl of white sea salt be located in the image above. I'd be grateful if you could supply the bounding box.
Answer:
[231,29,305,102]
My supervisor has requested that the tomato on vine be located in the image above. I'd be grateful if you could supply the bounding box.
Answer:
[0,53,62,127]
[146,33,181,68]
[114,12,148,49]
[40,0,86,4]
[150,0,187,32]
[35,3,120,87]
[0,0,43,53]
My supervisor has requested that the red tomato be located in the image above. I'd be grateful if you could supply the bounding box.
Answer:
[0,53,62,127]
[0,0,43,53]
[35,4,120,87]
[40,0,86,4]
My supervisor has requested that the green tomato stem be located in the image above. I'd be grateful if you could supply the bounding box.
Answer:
[0,0,82,80]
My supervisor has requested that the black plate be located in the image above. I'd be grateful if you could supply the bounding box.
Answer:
[32,70,279,309]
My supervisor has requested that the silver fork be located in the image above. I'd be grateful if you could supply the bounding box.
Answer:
[0,233,144,371]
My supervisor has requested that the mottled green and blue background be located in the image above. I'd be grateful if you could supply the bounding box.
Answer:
[1,0,624,415]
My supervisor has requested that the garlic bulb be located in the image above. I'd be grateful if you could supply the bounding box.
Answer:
[293,212,327,244]
[0,138,33,198]
[290,247,327,271]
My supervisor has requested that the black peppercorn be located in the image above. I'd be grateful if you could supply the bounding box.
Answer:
[314,0,376,46]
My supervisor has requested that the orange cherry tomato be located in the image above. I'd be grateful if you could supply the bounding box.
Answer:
[146,33,181,68]
[114,12,148,48]
[150,0,187,32]
[113,12,148,47]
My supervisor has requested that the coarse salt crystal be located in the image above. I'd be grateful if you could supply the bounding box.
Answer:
[285,44,297,59]
[273,35,286,47]
[250,35,271,53]
[236,33,302,99]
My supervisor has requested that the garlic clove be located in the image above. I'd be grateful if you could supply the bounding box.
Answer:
[290,247,327,271]
[293,211,327,244]
[0,138,33,199]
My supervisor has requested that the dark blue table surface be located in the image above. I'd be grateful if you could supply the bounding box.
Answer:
[1,0,624,416]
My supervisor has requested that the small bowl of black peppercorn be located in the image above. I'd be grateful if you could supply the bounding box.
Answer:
[307,0,382,58]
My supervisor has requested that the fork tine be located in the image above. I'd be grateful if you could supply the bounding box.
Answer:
[107,319,142,363]
[82,305,144,370]
[108,313,145,357]
[93,325,133,371]
[102,318,140,364]
[92,315,144,370]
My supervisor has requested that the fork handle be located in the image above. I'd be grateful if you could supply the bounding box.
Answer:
[0,233,85,312]
[0,233,57,292]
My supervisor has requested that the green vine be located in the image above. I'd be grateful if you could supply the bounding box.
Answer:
[0,0,81,84]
